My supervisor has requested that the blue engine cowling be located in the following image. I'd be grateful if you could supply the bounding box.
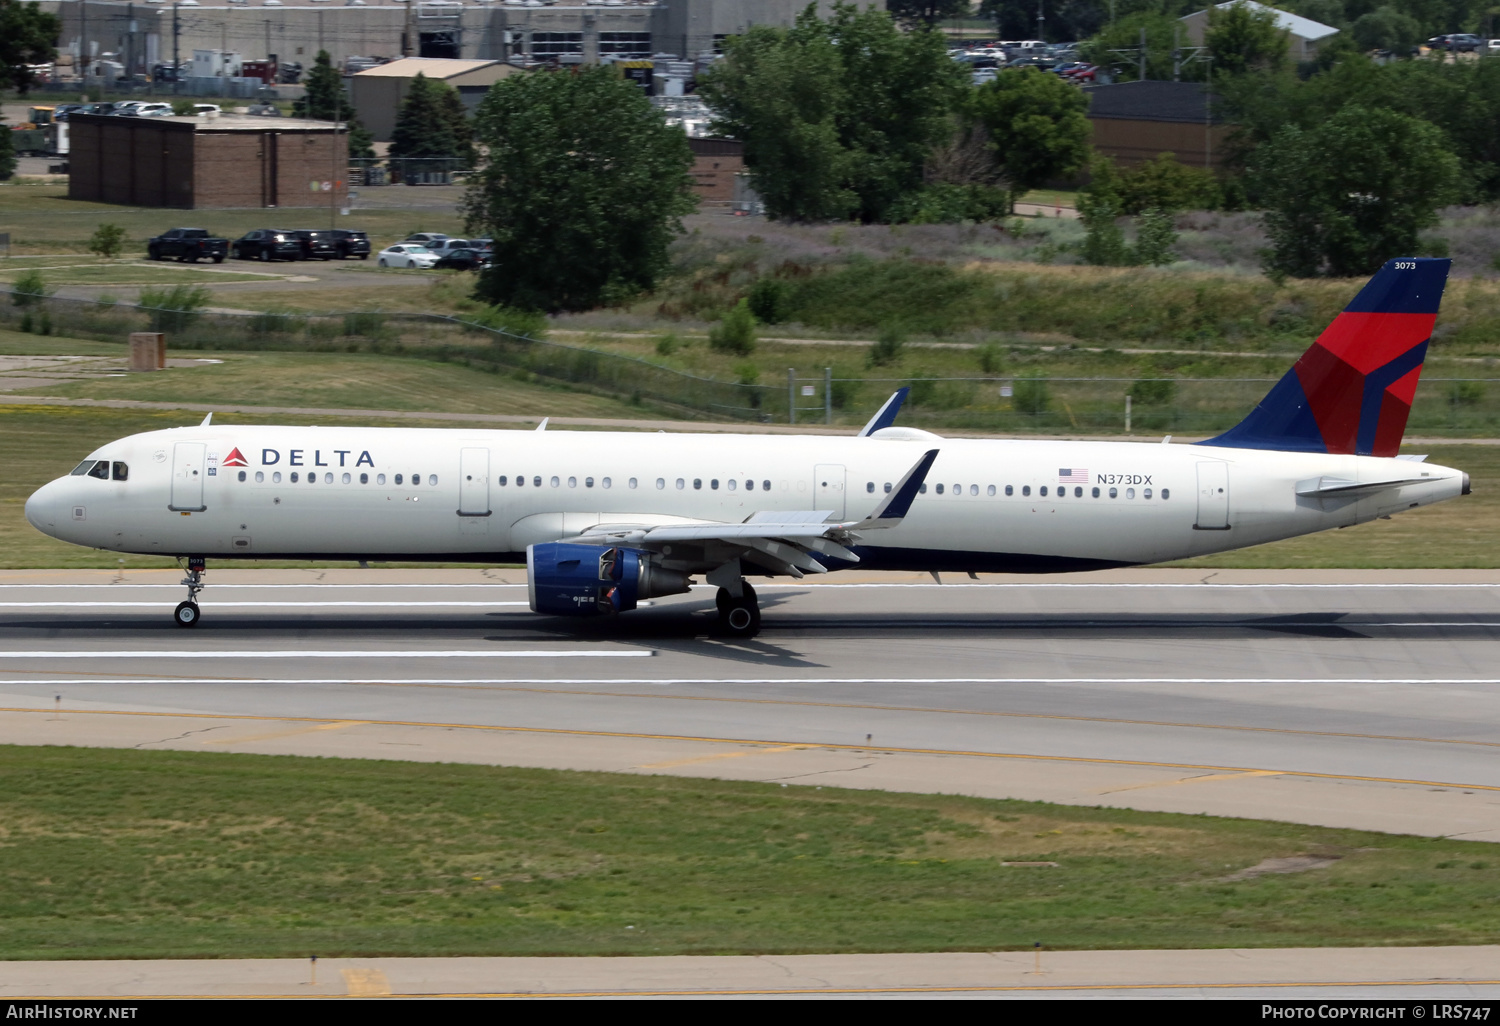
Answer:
[527,543,692,617]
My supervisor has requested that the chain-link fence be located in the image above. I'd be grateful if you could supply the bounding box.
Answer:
[0,290,774,420]
[4,289,1499,435]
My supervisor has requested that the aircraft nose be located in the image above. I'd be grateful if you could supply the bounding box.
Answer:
[25,479,65,535]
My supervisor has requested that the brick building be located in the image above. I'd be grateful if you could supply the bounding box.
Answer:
[1084,80,1231,170]
[68,113,349,209]
[687,137,743,203]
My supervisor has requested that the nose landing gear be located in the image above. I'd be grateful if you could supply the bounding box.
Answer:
[175,557,205,627]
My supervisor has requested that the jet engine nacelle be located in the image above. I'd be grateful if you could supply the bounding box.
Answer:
[526,542,692,617]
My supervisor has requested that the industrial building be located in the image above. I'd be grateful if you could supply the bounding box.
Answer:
[38,0,864,84]
[68,111,350,209]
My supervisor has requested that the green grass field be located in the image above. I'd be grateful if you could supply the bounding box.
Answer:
[1,745,1496,959]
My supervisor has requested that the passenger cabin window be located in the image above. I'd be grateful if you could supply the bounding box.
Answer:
[428,475,437,486]
[935,484,944,495]
[1022,486,1030,496]
[987,485,995,496]
[568,476,577,488]
[764,481,772,491]
[256,471,265,483]
[376,474,386,485]
[693,478,702,490]
[394,474,402,485]
[629,478,638,489]
[1005,485,1013,496]
[1040,486,1048,497]
[499,476,508,486]
[1162,488,1170,499]
[273,472,282,483]
[291,472,300,483]
[710,479,719,490]
[238,471,246,482]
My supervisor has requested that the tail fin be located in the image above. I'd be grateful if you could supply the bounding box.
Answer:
[1200,258,1449,457]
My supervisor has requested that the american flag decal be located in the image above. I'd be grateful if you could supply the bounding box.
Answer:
[1059,468,1088,484]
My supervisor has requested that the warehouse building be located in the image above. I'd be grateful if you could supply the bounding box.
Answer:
[348,57,518,142]
[68,111,349,209]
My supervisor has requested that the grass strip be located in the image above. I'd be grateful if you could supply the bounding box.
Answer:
[1,745,1497,959]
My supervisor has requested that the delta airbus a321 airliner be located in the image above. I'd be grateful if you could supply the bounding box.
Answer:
[25,257,1470,637]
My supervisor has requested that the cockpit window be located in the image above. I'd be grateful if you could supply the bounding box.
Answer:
[71,460,97,476]
[86,461,110,480]
[112,462,128,482]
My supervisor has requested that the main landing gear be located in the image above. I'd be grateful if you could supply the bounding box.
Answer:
[175,557,205,627]
[715,582,760,638]
[708,560,760,638]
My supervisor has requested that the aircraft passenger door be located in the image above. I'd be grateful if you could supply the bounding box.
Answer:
[1194,461,1230,530]
[814,464,846,520]
[458,447,491,516]
[169,442,207,512]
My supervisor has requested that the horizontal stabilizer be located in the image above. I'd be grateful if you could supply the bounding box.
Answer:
[1296,475,1427,497]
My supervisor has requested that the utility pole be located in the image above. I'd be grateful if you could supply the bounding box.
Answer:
[173,1,181,96]
[1138,26,1146,80]
[1036,0,1044,42]
[403,0,417,58]
[81,0,89,85]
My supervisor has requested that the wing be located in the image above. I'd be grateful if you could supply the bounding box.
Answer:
[576,449,939,578]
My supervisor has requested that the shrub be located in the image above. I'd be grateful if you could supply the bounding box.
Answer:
[867,325,905,367]
[976,343,1003,374]
[1131,376,1177,405]
[747,277,793,324]
[1133,208,1179,267]
[655,333,681,356]
[248,309,298,334]
[1080,200,1131,267]
[11,269,50,307]
[465,304,547,339]
[1448,380,1485,407]
[1013,372,1051,415]
[907,374,937,407]
[137,284,211,334]
[709,298,756,355]
[342,310,387,338]
[88,223,127,259]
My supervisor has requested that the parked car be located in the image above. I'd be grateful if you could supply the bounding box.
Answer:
[290,229,338,260]
[403,233,449,247]
[232,229,305,262]
[378,244,439,269]
[433,247,489,271]
[1428,33,1482,51]
[147,228,228,263]
[425,238,480,256]
[328,229,371,260]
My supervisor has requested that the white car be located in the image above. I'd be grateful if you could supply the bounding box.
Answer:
[377,244,439,269]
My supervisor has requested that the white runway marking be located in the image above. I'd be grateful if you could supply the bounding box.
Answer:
[1,582,1498,590]
[0,602,530,608]
[0,650,652,660]
[0,676,1492,685]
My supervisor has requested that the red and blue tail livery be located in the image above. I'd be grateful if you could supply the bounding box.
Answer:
[1202,258,1449,456]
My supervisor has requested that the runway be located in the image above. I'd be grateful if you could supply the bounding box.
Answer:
[4,567,1500,841]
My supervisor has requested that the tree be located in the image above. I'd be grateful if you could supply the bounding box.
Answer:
[0,116,14,182]
[88,223,126,259]
[437,84,475,167]
[1205,0,1290,75]
[1079,13,1189,82]
[887,0,971,29]
[389,72,461,160]
[971,67,1091,203]
[0,0,59,95]
[1249,105,1461,278]
[700,3,965,223]
[462,65,695,312]
[1351,6,1423,52]
[292,50,376,160]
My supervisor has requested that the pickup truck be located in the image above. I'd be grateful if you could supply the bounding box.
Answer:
[147,228,228,263]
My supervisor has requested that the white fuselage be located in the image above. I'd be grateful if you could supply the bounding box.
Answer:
[24,425,1468,572]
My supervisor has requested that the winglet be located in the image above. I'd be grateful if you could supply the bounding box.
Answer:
[858,388,909,437]
[536,418,548,432]
[200,412,213,427]
[850,448,938,528]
